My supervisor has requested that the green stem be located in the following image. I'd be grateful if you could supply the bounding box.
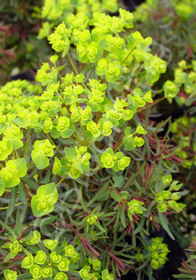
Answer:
[24,128,30,159]
[0,202,22,210]
[121,49,132,65]
[114,142,123,153]
[67,51,88,89]
[27,161,35,170]
[67,52,78,75]
[73,130,85,145]
[46,133,61,153]
[56,175,68,187]
[136,96,166,113]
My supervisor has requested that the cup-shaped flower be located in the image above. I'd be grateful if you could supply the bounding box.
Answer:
[117,156,131,171]
[31,139,55,169]
[127,199,146,221]
[106,61,121,83]
[54,272,68,280]
[35,250,47,265]
[86,121,100,138]
[56,116,70,132]
[70,104,81,122]
[21,254,34,269]
[50,252,62,263]
[31,183,58,217]
[77,44,88,63]
[162,174,172,186]
[3,270,17,280]
[41,266,53,278]
[133,136,145,147]
[3,124,23,150]
[0,140,13,161]
[90,89,105,104]
[0,158,27,188]
[79,265,91,280]
[58,258,70,272]
[85,214,98,225]
[53,157,62,174]
[155,191,171,202]
[101,120,113,136]
[163,80,179,103]
[100,148,114,169]
[23,230,41,245]
[44,239,58,251]
[144,90,153,103]
[43,117,53,133]
[108,110,122,123]
[167,200,185,213]
[48,23,70,56]
[96,58,108,76]
[29,264,42,279]
[157,202,167,212]
[135,123,147,134]
[9,240,23,258]
[64,244,77,258]
[75,73,85,83]
[87,42,103,63]
[81,106,92,123]
[119,8,134,28]
[31,197,54,217]
[101,269,114,280]
[88,257,101,271]
[69,167,82,179]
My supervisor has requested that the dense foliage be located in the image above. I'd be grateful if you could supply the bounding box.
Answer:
[0,0,196,279]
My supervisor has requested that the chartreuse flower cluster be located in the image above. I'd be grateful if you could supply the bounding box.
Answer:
[164,60,196,168]
[127,199,146,221]
[172,0,196,20]
[134,0,196,23]
[38,0,119,39]
[109,172,185,228]
[155,175,185,213]
[162,59,196,105]
[47,9,166,85]
[3,230,114,280]
[31,183,58,217]
[170,115,196,168]
[0,8,167,205]
[134,237,169,270]
[0,7,186,280]
[148,237,169,269]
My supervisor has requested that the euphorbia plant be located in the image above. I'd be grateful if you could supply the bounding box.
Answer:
[0,6,187,279]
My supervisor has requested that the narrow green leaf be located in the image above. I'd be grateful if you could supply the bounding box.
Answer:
[133,217,145,234]
[32,216,57,227]
[21,175,39,190]
[158,212,175,240]
[113,208,120,230]
[110,191,122,202]
[4,252,12,262]
[119,203,126,228]
[18,182,27,204]
[16,208,22,237]
[86,183,109,207]
[7,187,16,218]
